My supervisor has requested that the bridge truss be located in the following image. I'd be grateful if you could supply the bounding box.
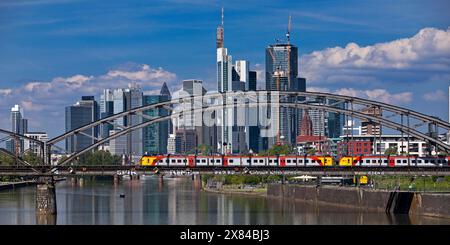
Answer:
[0,91,449,174]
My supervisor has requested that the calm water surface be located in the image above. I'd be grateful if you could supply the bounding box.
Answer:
[0,177,448,225]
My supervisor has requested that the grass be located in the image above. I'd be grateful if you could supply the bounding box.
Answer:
[370,175,450,192]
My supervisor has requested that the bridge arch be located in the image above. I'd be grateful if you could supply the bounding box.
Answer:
[54,99,450,167]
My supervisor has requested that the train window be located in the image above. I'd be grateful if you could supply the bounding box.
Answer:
[403,160,407,163]
[171,159,176,163]
[177,159,182,163]
[396,160,401,163]
[298,159,303,163]
[274,159,278,163]
[229,159,234,163]
[287,159,291,163]
[384,160,388,163]
[247,159,250,163]
[268,159,272,163]
[425,160,429,163]
[202,159,206,163]
[184,159,187,163]
[260,159,264,163]
[292,159,297,163]
[196,159,200,163]
[412,160,416,163]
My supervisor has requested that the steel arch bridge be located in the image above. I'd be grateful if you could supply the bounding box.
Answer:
[1,91,449,171]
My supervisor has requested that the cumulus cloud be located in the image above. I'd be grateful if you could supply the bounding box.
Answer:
[308,87,413,105]
[0,63,177,134]
[300,27,450,84]
[422,89,447,102]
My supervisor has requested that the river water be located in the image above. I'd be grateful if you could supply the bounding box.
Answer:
[0,177,448,225]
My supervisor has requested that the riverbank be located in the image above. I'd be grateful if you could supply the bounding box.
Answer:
[0,181,37,191]
[268,184,450,219]
[203,185,267,197]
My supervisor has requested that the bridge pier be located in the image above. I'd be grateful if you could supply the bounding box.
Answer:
[113,174,120,184]
[36,177,57,215]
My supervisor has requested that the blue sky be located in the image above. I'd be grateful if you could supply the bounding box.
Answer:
[0,0,449,137]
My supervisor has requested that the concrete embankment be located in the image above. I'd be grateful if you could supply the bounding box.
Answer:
[267,184,450,219]
[0,181,37,191]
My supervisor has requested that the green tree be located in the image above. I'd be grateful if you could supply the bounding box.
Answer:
[260,144,294,156]
[0,154,14,165]
[23,152,43,165]
[78,150,121,165]
[306,148,316,155]
[197,144,212,155]
[384,147,398,156]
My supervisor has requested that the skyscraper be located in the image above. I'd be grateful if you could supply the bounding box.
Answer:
[142,83,171,155]
[216,8,234,154]
[264,17,305,148]
[100,89,114,139]
[7,104,28,154]
[65,96,99,153]
[109,85,143,161]
[361,106,382,136]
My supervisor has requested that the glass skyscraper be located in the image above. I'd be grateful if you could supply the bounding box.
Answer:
[265,42,305,148]
[142,83,171,155]
[65,96,99,153]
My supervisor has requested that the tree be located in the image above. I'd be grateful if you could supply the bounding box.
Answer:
[198,144,212,155]
[0,154,14,165]
[260,144,293,156]
[78,150,121,165]
[306,148,316,155]
[23,152,42,165]
[384,147,397,156]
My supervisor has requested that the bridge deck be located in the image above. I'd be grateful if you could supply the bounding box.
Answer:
[0,165,449,176]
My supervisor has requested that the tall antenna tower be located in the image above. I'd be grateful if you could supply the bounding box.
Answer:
[216,7,224,48]
[286,14,291,45]
[221,7,224,27]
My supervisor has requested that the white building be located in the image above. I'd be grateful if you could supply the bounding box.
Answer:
[342,120,362,136]
[24,132,48,156]
[340,134,434,156]
[167,134,176,154]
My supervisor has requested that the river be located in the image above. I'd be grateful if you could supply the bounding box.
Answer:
[0,176,448,225]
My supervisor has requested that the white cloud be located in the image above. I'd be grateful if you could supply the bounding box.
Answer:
[104,64,176,83]
[422,89,447,102]
[308,87,412,105]
[300,27,450,84]
[0,89,12,96]
[0,64,177,135]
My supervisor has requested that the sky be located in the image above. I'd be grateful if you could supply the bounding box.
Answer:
[0,0,449,138]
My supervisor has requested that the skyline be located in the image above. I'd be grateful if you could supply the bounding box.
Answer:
[0,0,450,137]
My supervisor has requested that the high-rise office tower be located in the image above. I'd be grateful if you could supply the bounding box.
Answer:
[174,79,216,153]
[327,100,344,138]
[65,96,99,153]
[11,104,28,136]
[100,89,114,139]
[7,104,28,154]
[265,16,305,148]
[361,106,382,136]
[142,83,171,155]
[216,8,234,154]
[232,60,260,153]
[109,85,143,161]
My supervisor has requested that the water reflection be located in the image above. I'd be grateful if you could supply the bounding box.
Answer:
[0,177,448,225]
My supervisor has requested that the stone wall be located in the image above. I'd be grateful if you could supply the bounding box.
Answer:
[267,184,450,218]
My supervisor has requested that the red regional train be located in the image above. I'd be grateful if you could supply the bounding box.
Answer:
[140,155,450,167]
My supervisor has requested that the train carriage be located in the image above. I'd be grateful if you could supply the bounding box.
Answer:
[141,154,448,168]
